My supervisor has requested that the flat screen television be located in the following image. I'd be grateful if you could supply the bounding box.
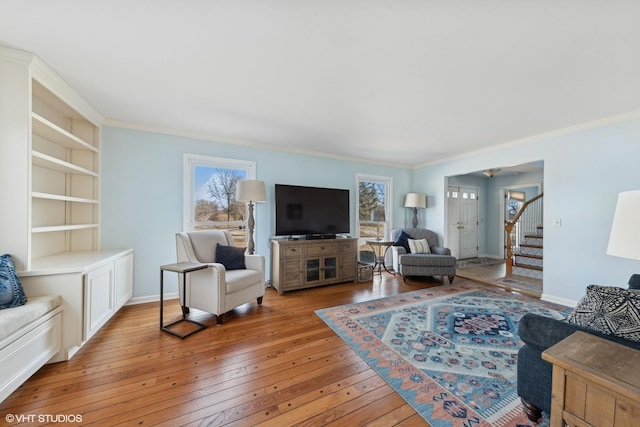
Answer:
[275,184,350,238]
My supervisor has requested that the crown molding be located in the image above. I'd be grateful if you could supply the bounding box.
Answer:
[29,56,103,126]
[103,118,411,169]
[413,109,640,170]
[0,45,35,64]
[0,45,104,126]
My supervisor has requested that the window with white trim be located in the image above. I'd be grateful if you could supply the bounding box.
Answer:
[183,154,256,246]
[356,174,392,243]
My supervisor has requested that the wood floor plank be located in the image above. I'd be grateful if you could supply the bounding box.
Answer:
[0,274,453,426]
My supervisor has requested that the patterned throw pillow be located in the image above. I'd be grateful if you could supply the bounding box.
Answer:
[408,238,431,254]
[0,254,28,310]
[567,284,640,343]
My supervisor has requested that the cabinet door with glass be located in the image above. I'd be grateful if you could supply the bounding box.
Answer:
[305,256,337,284]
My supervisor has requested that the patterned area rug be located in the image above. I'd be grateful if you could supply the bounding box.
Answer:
[316,282,570,426]
[457,257,506,269]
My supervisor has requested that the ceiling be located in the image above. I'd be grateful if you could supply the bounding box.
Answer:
[1,1,640,168]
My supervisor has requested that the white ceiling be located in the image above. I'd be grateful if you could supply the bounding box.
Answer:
[1,1,640,168]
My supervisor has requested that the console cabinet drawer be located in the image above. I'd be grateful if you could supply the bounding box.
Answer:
[283,246,302,257]
[306,243,338,256]
[340,241,357,253]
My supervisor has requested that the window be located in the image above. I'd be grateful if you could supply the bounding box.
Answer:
[183,154,256,246]
[356,174,392,243]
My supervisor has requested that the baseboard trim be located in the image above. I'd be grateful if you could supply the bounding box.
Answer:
[126,292,178,306]
[541,293,577,308]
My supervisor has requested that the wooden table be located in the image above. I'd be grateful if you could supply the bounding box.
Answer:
[541,331,640,427]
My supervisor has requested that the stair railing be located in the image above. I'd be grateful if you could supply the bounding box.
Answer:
[505,193,543,274]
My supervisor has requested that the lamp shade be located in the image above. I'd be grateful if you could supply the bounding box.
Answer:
[607,189,640,260]
[404,193,426,209]
[236,180,266,202]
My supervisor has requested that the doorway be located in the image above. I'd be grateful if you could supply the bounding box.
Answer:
[447,186,479,259]
[499,184,543,258]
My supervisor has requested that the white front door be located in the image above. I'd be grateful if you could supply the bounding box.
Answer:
[447,186,479,259]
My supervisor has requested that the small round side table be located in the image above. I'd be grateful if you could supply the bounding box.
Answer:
[366,240,395,275]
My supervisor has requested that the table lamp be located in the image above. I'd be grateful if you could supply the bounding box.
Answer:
[607,189,640,286]
[404,193,426,228]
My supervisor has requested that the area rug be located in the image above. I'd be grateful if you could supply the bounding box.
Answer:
[456,257,506,269]
[315,281,570,426]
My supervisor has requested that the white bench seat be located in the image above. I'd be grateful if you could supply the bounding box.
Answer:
[0,295,62,402]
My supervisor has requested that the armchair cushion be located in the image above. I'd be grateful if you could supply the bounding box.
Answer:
[215,244,246,271]
[225,269,263,293]
[188,230,232,262]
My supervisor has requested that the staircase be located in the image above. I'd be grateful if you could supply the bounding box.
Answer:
[505,192,543,279]
[512,226,543,279]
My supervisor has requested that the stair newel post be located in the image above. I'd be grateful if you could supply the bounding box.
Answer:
[505,222,514,275]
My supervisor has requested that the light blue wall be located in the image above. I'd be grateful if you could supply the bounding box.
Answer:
[102,117,640,305]
[100,127,413,300]
[413,118,640,304]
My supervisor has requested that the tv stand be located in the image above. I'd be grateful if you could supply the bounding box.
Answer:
[306,234,336,240]
[270,237,357,295]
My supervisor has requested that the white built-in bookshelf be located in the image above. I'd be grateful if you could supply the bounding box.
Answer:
[0,46,133,360]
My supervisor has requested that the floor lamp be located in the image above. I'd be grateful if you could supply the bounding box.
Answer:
[607,189,640,286]
[404,193,426,228]
[236,180,266,255]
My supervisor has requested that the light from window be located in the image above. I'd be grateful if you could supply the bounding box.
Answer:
[356,174,392,261]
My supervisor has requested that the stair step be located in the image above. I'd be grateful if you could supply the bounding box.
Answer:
[517,245,543,257]
[523,236,543,245]
[514,255,543,268]
[514,263,542,271]
[513,264,543,280]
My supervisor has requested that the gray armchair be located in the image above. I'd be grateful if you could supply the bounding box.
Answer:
[390,228,456,283]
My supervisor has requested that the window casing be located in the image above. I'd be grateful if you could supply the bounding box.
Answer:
[183,154,256,246]
[356,174,392,243]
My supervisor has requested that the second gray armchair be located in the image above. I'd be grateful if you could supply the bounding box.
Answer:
[390,228,456,283]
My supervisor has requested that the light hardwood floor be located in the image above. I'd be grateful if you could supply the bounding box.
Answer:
[1,274,458,426]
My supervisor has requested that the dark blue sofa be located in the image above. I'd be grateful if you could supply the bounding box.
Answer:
[517,276,640,422]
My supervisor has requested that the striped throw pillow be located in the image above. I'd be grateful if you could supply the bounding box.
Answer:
[408,238,431,254]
